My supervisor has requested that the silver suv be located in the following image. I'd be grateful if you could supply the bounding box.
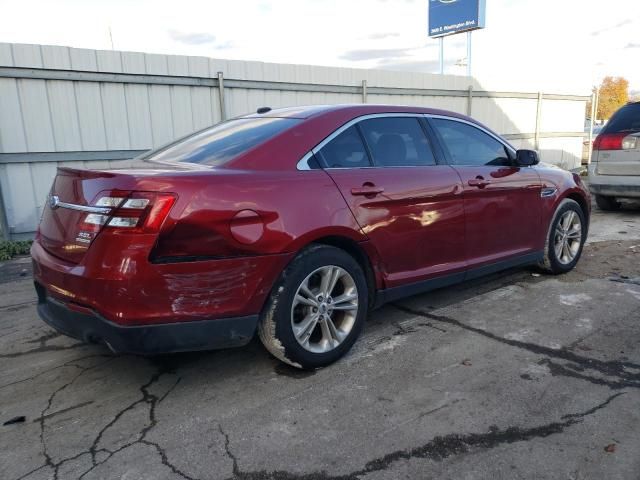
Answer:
[588,101,640,210]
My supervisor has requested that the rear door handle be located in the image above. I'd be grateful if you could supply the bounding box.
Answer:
[351,185,385,196]
[468,177,491,188]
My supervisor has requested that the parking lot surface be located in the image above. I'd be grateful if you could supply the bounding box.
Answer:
[1,201,639,480]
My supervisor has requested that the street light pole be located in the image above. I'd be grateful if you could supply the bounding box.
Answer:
[466,31,472,77]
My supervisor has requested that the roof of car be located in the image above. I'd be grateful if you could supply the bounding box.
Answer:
[242,104,467,120]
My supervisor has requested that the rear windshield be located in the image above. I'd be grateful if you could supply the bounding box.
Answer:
[604,103,640,133]
[145,117,299,166]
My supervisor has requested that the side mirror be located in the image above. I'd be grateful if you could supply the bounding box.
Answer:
[515,149,539,167]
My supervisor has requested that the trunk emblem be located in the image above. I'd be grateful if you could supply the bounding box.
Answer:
[49,195,60,209]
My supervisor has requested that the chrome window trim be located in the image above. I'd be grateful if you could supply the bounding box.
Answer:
[425,114,517,156]
[296,113,427,170]
[296,151,314,171]
[295,112,519,171]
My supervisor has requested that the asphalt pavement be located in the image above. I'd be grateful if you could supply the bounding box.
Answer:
[1,200,639,480]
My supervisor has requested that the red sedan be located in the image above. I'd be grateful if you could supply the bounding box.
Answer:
[32,105,590,369]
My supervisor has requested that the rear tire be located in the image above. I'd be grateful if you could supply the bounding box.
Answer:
[538,199,586,274]
[258,244,368,369]
[595,194,620,211]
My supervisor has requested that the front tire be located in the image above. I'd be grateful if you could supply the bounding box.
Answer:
[258,244,369,369]
[595,194,620,211]
[538,199,586,274]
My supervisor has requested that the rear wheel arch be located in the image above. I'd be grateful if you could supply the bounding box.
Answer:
[258,242,370,368]
[299,236,377,309]
[258,235,379,322]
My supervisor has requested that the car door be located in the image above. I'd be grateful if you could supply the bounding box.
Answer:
[316,114,466,289]
[428,116,542,270]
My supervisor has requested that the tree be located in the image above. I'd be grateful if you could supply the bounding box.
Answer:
[594,76,629,120]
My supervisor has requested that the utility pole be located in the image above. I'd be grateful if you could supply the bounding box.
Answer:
[588,88,596,165]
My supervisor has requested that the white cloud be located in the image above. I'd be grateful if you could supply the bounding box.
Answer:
[167,30,217,46]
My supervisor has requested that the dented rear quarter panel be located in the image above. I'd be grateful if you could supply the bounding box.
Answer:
[32,166,369,325]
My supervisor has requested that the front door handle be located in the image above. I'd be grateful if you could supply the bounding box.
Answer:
[468,176,491,188]
[351,183,384,196]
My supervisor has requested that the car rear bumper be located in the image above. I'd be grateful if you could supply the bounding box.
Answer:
[588,167,640,198]
[31,240,292,326]
[588,183,640,198]
[35,282,258,354]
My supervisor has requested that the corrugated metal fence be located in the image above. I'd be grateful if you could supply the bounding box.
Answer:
[0,42,589,240]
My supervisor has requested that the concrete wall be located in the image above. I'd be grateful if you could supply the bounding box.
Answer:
[0,42,589,239]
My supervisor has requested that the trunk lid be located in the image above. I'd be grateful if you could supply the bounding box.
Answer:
[38,162,194,264]
[39,168,137,263]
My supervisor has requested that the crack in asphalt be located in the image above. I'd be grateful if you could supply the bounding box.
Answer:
[0,300,37,312]
[34,357,116,480]
[7,281,637,479]
[14,464,50,480]
[214,393,624,480]
[392,303,640,390]
[0,325,97,359]
[75,367,192,480]
[361,318,447,355]
[392,319,447,336]
[220,425,240,477]
[159,377,182,404]
[0,342,85,358]
[15,359,190,480]
[26,330,62,345]
[22,349,621,480]
[541,359,639,390]
[38,401,95,422]
[0,354,112,390]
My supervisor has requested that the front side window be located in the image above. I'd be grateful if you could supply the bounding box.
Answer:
[146,117,300,166]
[431,118,511,167]
[358,117,436,167]
[317,125,371,168]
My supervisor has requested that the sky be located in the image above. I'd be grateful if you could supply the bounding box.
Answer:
[0,0,638,94]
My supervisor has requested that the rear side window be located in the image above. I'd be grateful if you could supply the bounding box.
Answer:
[145,117,299,166]
[604,103,640,133]
[431,118,511,167]
[317,126,371,168]
[359,117,436,167]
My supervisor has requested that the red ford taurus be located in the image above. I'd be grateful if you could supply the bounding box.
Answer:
[32,105,590,368]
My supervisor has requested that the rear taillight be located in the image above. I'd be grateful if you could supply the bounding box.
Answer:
[593,133,639,151]
[83,191,176,234]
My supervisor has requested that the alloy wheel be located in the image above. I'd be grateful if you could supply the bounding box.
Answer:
[554,210,582,265]
[290,265,359,353]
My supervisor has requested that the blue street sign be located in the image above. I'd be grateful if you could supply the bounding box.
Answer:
[428,0,486,38]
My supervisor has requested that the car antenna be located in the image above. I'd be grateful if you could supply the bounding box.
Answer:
[256,107,272,114]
